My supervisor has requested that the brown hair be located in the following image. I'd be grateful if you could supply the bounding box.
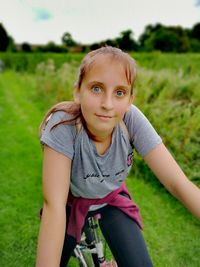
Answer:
[75,46,137,93]
[39,46,137,136]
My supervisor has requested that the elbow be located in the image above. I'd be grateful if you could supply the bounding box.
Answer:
[40,201,66,224]
[43,190,68,210]
[42,198,66,217]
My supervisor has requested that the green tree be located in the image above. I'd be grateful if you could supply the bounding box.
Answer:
[139,24,189,52]
[61,32,77,47]
[35,42,68,53]
[21,42,32,52]
[0,23,10,51]
[89,43,101,50]
[190,23,200,40]
[185,23,200,52]
[139,24,162,49]
[45,42,68,52]
[189,39,200,52]
[115,30,138,51]
[7,36,17,52]
[168,26,190,52]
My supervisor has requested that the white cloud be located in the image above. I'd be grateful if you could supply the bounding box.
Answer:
[0,0,199,44]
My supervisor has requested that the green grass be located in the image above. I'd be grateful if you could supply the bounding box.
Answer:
[0,71,43,266]
[126,176,200,267]
[0,53,200,266]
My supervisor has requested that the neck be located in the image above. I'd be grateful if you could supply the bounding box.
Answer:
[95,133,112,143]
[93,133,112,155]
[81,114,115,142]
[86,125,113,142]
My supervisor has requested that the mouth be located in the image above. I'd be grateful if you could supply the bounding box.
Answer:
[95,114,113,120]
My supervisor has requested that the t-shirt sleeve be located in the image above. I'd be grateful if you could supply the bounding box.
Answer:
[123,104,162,157]
[40,111,76,159]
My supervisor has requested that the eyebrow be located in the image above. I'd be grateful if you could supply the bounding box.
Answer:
[87,81,105,87]
[87,81,130,89]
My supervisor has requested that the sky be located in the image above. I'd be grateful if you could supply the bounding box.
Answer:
[0,0,200,45]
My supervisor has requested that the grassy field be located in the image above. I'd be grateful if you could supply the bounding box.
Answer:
[0,53,200,267]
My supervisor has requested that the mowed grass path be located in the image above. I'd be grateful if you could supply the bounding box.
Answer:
[0,70,200,267]
[0,71,43,266]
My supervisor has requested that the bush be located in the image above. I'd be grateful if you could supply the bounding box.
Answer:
[0,52,84,72]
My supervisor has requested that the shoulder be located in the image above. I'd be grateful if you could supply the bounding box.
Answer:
[41,111,77,137]
[40,110,77,141]
[40,111,77,159]
[46,110,74,126]
[123,104,162,157]
[123,104,146,125]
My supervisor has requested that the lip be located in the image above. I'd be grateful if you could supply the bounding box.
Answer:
[95,114,113,121]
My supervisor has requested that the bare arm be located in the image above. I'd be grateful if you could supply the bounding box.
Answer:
[143,143,200,220]
[36,145,72,267]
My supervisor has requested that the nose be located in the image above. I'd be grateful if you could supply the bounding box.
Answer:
[101,92,114,110]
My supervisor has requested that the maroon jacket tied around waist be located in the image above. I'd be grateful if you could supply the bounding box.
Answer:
[67,182,143,243]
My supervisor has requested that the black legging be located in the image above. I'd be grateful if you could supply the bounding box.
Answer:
[60,205,153,267]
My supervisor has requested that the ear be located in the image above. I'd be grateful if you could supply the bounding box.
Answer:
[73,87,81,104]
[126,95,134,112]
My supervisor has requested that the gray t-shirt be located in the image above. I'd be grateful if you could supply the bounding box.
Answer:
[40,104,162,199]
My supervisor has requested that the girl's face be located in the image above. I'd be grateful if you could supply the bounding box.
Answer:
[74,55,134,140]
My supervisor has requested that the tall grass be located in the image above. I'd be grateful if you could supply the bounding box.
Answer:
[134,67,200,185]
[0,53,200,266]
[0,52,84,72]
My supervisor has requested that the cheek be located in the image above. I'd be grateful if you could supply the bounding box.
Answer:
[81,96,97,110]
[116,101,130,114]
[80,96,98,119]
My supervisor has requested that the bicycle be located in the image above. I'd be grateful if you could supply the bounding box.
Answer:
[72,214,118,267]
[39,207,117,267]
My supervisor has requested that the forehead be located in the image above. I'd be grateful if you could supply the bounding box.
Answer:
[88,54,124,68]
[84,54,128,81]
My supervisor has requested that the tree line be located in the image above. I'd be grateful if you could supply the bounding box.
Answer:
[0,22,200,53]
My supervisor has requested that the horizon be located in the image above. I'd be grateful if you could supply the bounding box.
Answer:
[0,0,200,45]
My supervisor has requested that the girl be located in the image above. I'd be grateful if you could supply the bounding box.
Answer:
[36,46,200,267]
